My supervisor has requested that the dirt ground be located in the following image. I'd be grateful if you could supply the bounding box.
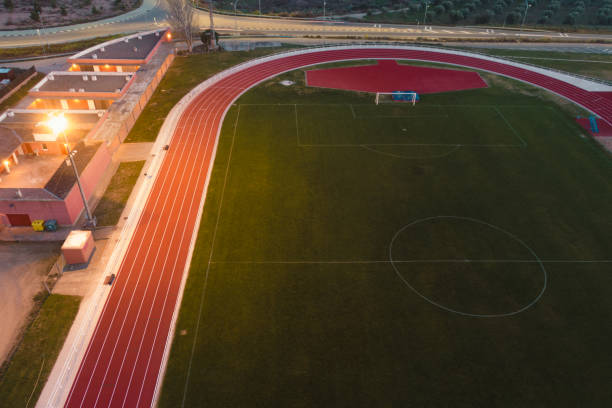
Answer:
[0,241,61,365]
[1,0,140,30]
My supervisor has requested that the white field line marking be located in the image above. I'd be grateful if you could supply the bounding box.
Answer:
[180,105,242,408]
[107,82,219,407]
[294,103,300,146]
[73,79,202,407]
[349,104,356,119]
[493,106,528,147]
[288,103,525,148]
[299,142,523,147]
[209,259,612,264]
[360,144,462,160]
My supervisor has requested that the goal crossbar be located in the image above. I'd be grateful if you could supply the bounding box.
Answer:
[375,92,418,106]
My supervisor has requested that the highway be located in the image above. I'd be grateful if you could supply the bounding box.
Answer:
[2,0,612,47]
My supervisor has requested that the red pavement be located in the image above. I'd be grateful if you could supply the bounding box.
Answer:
[306,60,488,93]
[63,47,612,408]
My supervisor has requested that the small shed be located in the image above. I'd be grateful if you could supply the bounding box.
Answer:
[62,230,95,265]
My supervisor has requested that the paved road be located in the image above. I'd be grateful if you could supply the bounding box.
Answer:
[2,1,612,48]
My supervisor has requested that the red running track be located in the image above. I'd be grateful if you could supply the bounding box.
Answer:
[63,47,612,408]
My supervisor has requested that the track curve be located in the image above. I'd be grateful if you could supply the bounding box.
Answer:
[62,46,612,408]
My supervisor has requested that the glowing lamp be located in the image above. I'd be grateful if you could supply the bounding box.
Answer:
[46,113,68,136]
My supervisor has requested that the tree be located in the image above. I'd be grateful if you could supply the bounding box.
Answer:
[30,9,40,22]
[200,29,218,52]
[3,0,13,10]
[165,0,196,53]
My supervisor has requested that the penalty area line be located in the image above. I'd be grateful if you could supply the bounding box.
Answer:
[210,259,612,265]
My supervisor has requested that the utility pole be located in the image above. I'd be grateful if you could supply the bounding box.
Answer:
[520,0,531,31]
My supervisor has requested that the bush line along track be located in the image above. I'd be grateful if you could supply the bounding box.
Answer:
[57,46,612,408]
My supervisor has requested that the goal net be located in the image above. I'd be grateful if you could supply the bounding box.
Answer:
[375,91,419,106]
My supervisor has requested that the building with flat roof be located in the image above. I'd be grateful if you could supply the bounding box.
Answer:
[28,72,135,110]
[0,109,110,226]
[68,29,170,73]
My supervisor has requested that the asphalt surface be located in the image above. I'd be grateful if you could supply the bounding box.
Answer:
[2,1,612,48]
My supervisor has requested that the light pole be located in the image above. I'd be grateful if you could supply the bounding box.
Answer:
[521,0,532,31]
[209,0,216,49]
[46,113,95,227]
[323,0,326,19]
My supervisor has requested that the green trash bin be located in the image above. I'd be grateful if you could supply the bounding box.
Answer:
[44,219,58,232]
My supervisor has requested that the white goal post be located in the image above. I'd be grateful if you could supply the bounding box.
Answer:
[375,92,418,106]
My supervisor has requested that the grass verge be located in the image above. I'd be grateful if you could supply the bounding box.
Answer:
[93,160,146,226]
[0,294,81,407]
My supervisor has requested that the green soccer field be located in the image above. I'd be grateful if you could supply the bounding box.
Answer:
[159,64,612,407]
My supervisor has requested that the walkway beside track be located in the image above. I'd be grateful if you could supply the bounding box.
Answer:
[57,46,612,408]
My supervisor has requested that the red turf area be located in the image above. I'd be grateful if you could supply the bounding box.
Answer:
[305,60,488,94]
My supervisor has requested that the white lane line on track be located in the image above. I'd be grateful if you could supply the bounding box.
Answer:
[132,86,229,408]
[105,90,216,407]
[119,82,224,408]
[86,89,216,407]
[67,78,206,408]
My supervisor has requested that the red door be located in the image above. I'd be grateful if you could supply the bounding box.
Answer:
[7,214,31,227]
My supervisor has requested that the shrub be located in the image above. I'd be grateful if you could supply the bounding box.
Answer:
[30,9,40,22]
[60,5,66,15]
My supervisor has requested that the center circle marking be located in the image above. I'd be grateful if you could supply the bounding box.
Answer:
[389,216,547,318]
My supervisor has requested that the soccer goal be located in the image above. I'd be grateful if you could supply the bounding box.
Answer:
[375,91,419,106]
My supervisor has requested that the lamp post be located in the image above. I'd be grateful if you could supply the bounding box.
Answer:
[521,0,532,31]
[323,0,326,19]
[46,113,95,227]
[423,1,430,26]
